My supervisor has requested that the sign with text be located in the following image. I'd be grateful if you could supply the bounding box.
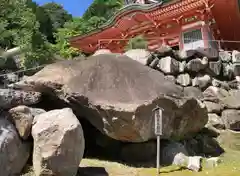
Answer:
[154,107,163,136]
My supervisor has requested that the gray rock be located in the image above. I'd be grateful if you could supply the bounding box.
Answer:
[228,79,239,89]
[203,86,229,103]
[3,73,19,83]
[183,87,204,100]
[232,50,240,63]
[0,116,31,175]
[221,109,240,130]
[208,60,222,76]
[8,105,46,139]
[15,54,208,142]
[177,73,191,86]
[149,57,159,69]
[157,56,179,74]
[205,157,221,168]
[233,63,240,76]
[154,45,173,57]
[174,50,188,60]
[206,113,225,129]
[124,49,152,65]
[179,61,186,73]
[0,89,41,109]
[32,108,85,176]
[219,51,231,62]
[202,57,209,65]
[222,63,234,80]
[212,79,230,90]
[187,156,202,172]
[221,90,240,109]
[192,75,211,89]
[186,58,206,72]
[204,101,223,113]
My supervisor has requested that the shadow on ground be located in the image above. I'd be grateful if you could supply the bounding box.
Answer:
[78,167,109,176]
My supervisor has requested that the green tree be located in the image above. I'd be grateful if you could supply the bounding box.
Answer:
[125,35,148,51]
[41,3,72,32]
[83,0,123,20]
[0,0,54,68]
[53,18,84,59]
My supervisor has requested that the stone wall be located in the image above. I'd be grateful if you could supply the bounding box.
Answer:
[124,46,240,134]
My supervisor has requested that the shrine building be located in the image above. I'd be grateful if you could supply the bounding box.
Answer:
[69,0,240,54]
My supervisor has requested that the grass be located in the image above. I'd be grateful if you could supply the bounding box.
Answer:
[22,149,240,176]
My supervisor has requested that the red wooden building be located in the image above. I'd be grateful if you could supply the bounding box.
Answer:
[70,0,240,54]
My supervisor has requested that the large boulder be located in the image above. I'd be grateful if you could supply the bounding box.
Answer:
[32,108,85,176]
[0,115,31,175]
[15,54,208,142]
[0,89,41,109]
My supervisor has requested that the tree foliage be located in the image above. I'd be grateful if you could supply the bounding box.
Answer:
[0,0,126,67]
[83,0,123,20]
[125,35,148,51]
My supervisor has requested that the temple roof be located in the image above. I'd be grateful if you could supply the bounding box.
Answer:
[70,0,240,53]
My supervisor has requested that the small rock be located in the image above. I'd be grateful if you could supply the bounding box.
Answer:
[202,57,209,66]
[207,113,225,129]
[222,63,234,80]
[154,44,173,57]
[175,50,196,60]
[149,57,159,69]
[3,73,19,83]
[186,58,206,72]
[221,109,240,130]
[157,56,179,74]
[204,101,223,113]
[125,49,152,65]
[177,73,191,86]
[192,75,211,89]
[183,87,204,100]
[179,61,186,73]
[205,157,221,168]
[212,79,230,90]
[232,50,240,63]
[203,86,229,103]
[233,63,240,76]
[219,51,231,62]
[208,60,222,76]
[8,105,46,139]
[187,156,202,172]
[32,108,85,176]
[221,90,240,109]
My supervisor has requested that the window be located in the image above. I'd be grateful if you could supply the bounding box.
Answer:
[182,28,204,50]
[183,29,203,44]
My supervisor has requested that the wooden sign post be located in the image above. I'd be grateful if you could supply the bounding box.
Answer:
[153,106,163,176]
